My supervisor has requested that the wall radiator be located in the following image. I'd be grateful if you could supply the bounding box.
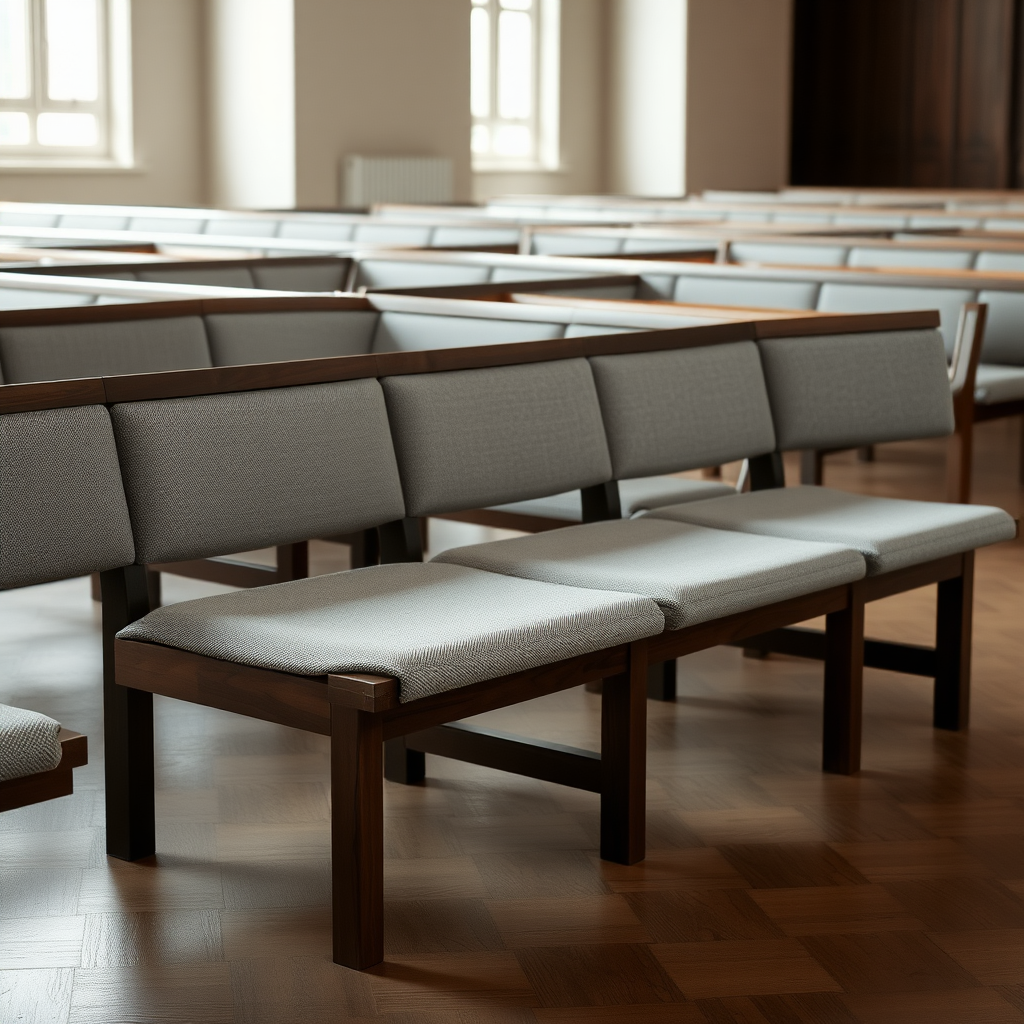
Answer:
[342,155,454,207]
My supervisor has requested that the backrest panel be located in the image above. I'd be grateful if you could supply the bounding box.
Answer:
[0,317,212,384]
[111,380,405,564]
[0,406,135,589]
[0,289,94,310]
[846,247,975,271]
[355,260,491,290]
[758,328,954,451]
[382,359,612,517]
[729,242,849,266]
[974,251,1024,274]
[249,261,348,291]
[976,291,1024,365]
[673,276,821,309]
[204,311,379,365]
[590,342,776,477]
[371,312,564,353]
[134,266,257,288]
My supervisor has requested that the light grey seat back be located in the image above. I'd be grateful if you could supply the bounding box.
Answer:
[672,275,821,310]
[204,311,379,365]
[846,247,975,271]
[134,266,257,288]
[815,283,976,355]
[0,289,95,311]
[0,317,212,384]
[250,261,349,292]
[354,260,492,290]
[1,406,135,589]
[589,342,776,478]
[757,329,954,451]
[976,291,1024,365]
[277,221,355,241]
[430,226,520,248]
[974,252,1024,274]
[371,312,565,353]
[382,359,612,517]
[110,380,406,564]
[531,234,624,256]
[351,224,433,246]
[729,242,849,267]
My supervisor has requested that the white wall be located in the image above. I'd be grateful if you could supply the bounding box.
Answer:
[207,0,295,209]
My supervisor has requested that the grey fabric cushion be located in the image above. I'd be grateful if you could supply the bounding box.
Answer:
[974,364,1024,404]
[135,267,257,288]
[1,406,135,589]
[352,224,433,245]
[0,704,62,782]
[204,311,378,365]
[531,234,624,256]
[846,248,975,271]
[371,312,565,354]
[111,380,405,564]
[974,252,1024,274]
[118,562,665,703]
[590,343,776,477]
[0,317,211,383]
[815,283,976,356]
[672,276,821,310]
[434,517,865,631]
[645,486,1016,575]
[757,329,953,451]
[489,476,736,522]
[976,292,1024,366]
[430,226,521,248]
[383,359,613,517]
[729,243,849,267]
[355,260,491,290]
[277,221,355,241]
[250,262,348,292]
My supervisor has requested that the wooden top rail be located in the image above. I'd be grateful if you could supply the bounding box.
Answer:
[0,308,940,415]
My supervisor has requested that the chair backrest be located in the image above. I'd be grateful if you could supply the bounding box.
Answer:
[757,328,954,452]
[371,311,565,353]
[110,380,406,564]
[589,342,777,478]
[382,359,613,517]
[0,404,135,589]
[204,311,380,365]
[975,291,1024,365]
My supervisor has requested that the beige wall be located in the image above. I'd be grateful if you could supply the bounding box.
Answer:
[473,0,608,202]
[685,0,792,193]
[0,0,208,206]
[294,0,472,207]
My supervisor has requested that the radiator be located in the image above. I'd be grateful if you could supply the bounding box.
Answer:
[342,156,454,207]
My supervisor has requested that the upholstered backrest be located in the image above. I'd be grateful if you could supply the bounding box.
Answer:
[846,247,975,271]
[249,261,348,292]
[430,226,520,248]
[758,328,954,451]
[976,291,1024,365]
[974,252,1024,274]
[0,406,135,589]
[111,380,406,564]
[589,342,777,477]
[134,266,257,288]
[728,242,849,267]
[382,359,612,517]
[0,288,94,311]
[204,311,379,365]
[531,234,624,256]
[351,224,433,246]
[128,215,205,234]
[0,317,212,384]
[815,283,976,355]
[371,312,565,353]
[672,275,821,310]
[277,221,355,241]
[354,260,492,290]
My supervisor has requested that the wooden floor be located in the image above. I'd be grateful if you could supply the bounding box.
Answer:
[3,420,1024,1023]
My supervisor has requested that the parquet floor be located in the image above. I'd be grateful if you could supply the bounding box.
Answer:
[3,420,1024,1023]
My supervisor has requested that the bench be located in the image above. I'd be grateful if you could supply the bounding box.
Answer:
[0,709,87,813]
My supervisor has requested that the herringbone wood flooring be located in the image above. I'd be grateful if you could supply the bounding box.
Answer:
[2,420,1024,1023]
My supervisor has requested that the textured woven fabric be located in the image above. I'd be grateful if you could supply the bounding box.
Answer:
[249,262,348,292]
[976,292,1024,366]
[672,276,821,310]
[0,703,62,782]
[118,562,664,703]
[383,359,613,517]
[371,312,564,354]
[434,518,865,631]
[758,330,954,452]
[204,311,379,366]
[974,364,1024,404]
[489,476,736,522]
[0,317,211,384]
[590,343,776,478]
[111,380,405,564]
[645,486,1017,576]
[1,406,135,589]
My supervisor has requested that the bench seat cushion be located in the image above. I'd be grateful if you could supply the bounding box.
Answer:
[0,704,62,783]
[489,476,736,522]
[117,563,664,704]
[974,364,1024,405]
[643,486,1016,575]
[433,518,865,631]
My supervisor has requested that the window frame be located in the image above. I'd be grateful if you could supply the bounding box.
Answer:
[471,0,560,174]
[0,0,133,170]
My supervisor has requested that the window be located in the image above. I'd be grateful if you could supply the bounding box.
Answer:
[471,0,559,171]
[0,0,131,167]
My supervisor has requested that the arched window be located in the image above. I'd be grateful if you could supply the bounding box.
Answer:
[0,0,132,167]
[471,0,559,172]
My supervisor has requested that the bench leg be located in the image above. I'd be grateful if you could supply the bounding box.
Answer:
[946,421,974,504]
[822,584,865,775]
[331,704,385,969]
[600,642,647,865]
[646,660,677,701]
[100,566,156,861]
[856,445,875,462]
[934,552,973,731]
[800,450,825,485]
[383,737,426,784]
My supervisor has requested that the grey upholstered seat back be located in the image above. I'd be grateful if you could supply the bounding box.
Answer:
[728,242,849,267]
[0,288,95,310]
[204,311,379,365]
[846,247,975,270]
[354,260,491,290]
[974,252,1024,274]
[134,266,257,288]
[371,312,565,353]
[976,291,1024,365]
[672,276,821,310]
[0,317,212,384]
[589,342,776,478]
[249,261,349,292]
[1,406,135,589]
[757,329,954,451]
[110,380,406,564]
[382,359,613,517]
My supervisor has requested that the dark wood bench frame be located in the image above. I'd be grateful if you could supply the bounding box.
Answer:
[0,728,87,813]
